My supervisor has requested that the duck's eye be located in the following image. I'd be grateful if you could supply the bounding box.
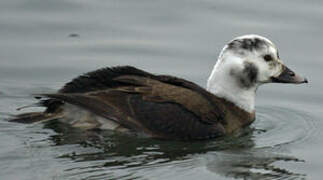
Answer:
[263,54,273,62]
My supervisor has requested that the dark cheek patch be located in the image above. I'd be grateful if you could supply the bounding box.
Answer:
[239,62,258,88]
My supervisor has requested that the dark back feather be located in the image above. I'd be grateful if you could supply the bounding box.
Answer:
[58,66,224,118]
[42,66,225,124]
[59,66,154,93]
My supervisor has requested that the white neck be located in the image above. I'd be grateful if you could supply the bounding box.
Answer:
[207,59,257,113]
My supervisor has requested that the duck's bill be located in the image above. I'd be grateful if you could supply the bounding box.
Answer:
[271,65,308,84]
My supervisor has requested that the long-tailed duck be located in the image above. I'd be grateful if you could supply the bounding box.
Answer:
[12,35,307,140]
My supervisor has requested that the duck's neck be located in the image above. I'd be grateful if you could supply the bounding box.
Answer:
[207,64,257,113]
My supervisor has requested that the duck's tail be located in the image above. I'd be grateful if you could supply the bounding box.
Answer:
[10,97,64,124]
[10,112,62,124]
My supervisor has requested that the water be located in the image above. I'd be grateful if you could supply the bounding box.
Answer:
[0,0,322,179]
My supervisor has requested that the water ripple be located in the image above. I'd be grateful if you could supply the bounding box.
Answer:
[253,106,317,149]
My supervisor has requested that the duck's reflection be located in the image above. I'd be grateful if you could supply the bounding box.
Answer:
[44,120,305,179]
[204,150,305,179]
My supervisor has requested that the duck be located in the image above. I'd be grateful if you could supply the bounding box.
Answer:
[11,35,308,140]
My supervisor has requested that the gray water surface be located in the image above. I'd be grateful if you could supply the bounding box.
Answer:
[0,0,322,179]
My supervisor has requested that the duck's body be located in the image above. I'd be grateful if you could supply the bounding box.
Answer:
[14,66,255,139]
[12,35,307,140]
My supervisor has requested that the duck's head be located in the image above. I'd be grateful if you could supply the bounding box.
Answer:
[207,34,307,112]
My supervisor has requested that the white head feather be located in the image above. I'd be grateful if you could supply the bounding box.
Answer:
[207,35,284,113]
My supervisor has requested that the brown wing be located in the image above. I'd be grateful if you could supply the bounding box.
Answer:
[41,75,226,139]
[42,66,161,113]
[113,75,224,124]
[42,92,148,132]
[56,66,224,122]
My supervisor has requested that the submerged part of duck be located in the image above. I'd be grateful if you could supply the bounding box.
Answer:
[11,35,307,140]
